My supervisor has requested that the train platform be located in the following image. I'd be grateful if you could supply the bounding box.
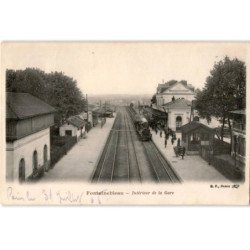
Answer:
[40,116,116,182]
[151,130,230,182]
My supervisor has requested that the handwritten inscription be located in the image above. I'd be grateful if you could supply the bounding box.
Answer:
[7,187,25,201]
[7,187,37,202]
[6,185,239,204]
[56,191,84,204]
[6,186,177,204]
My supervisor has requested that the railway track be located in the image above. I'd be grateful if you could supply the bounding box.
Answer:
[143,141,181,183]
[127,106,181,183]
[91,112,120,182]
[91,106,181,183]
[123,112,142,182]
[92,107,141,183]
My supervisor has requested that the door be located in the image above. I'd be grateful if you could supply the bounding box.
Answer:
[176,116,182,131]
[65,130,72,136]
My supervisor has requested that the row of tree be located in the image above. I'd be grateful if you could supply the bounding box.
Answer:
[6,68,86,125]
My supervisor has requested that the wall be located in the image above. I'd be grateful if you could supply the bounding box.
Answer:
[162,94,194,105]
[59,124,78,137]
[59,123,85,141]
[76,127,82,139]
[156,82,195,106]
[6,128,50,182]
[168,108,191,131]
[7,113,54,141]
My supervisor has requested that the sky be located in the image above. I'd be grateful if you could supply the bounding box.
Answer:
[1,42,247,95]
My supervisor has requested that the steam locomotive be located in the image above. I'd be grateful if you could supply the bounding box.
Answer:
[128,106,152,141]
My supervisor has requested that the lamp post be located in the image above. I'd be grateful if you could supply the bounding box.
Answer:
[189,100,194,123]
[162,106,169,129]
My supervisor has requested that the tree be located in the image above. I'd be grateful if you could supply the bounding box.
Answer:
[6,68,86,125]
[195,56,246,141]
[179,80,187,85]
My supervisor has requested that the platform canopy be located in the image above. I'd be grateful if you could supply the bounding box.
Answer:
[146,107,167,119]
[66,116,85,129]
[181,121,214,134]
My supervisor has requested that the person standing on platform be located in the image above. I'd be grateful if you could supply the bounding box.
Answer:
[181,146,186,159]
[177,138,181,147]
[171,136,174,145]
[160,130,162,137]
[164,137,167,148]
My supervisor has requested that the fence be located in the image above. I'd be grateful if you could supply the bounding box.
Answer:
[50,136,77,167]
[212,155,244,181]
[200,144,244,181]
[213,138,231,155]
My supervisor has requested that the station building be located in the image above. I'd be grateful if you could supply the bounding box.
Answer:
[59,115,86,141]
[156,80,195,106]
[150,80,196,131]
[162,98,193,131]
[6,92,55,182]
[180,121,215,155]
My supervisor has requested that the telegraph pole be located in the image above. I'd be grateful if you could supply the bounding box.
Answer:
[86,94,89,121]
[189,100,194,123]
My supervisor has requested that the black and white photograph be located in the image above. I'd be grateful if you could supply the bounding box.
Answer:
[1,2,250,250]
[1,42,249,205]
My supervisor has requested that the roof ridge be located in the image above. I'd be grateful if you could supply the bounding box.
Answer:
[6,92,55,120]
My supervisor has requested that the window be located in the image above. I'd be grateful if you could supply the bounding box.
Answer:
[65,130,72,136]
[176,116,182,130]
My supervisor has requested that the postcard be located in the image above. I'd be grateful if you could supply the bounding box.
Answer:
[0,42,249,205]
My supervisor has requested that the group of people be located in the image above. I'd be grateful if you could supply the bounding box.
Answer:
[150,120,186,159]
[162,129,178,148]
[149,121,178,147]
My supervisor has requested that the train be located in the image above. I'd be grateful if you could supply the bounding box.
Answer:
[128,106,152,141]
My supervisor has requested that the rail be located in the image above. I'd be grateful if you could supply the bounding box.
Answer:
[124,111,142,182]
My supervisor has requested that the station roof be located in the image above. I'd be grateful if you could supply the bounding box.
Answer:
[181,121,214,134]
[146,106,168,118]
[66,116,85,128]
[157,81,195,94]
[6,92,56,120]
[162,98,192,109]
